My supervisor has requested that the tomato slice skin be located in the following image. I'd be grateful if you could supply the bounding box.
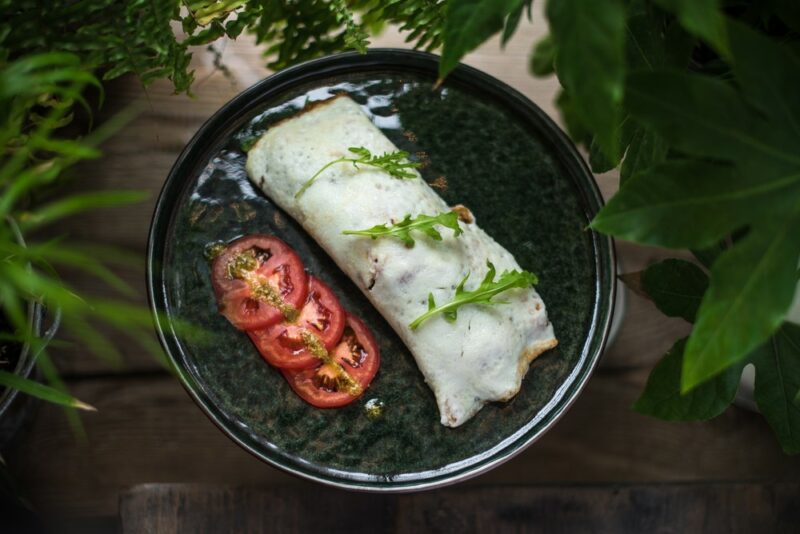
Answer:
[211,235,308,330]
[282,314,380,408]
[248,276,345,370]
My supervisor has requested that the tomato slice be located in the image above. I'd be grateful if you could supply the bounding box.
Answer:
[248,276,345,370]
[282,314,380,408]
[211,235,308,330]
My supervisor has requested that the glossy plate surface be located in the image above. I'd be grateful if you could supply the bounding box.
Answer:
[147,50,615,491]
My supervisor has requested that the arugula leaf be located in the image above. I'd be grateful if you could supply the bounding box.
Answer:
[296,146,420,199]
[439,0,526,80]
[591,159,800,249]
[682,209,800,392]
[641,259,709,323]
[342,211,463,247]
[546,0,626,162]
[752,323,800,454]
[409,262,538,330]
[634,338,745,421]
[654,0,729,56]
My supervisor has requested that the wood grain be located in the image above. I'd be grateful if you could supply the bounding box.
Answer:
[8,369,800,517]
[120,482,800,534]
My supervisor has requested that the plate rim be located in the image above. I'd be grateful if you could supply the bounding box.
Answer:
[146,48,616,492]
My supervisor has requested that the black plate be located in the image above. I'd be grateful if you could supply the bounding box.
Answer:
[147,49,615,491]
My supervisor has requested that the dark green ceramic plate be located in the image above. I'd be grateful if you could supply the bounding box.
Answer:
[147,49,615,491]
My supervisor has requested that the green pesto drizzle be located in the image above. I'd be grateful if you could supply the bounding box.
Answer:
[227,249,298,321]
[301,331,362,396]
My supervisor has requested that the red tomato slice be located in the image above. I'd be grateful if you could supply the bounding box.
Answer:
[282,314,380,408]
[211,235,308,330]
[248,276,345,370]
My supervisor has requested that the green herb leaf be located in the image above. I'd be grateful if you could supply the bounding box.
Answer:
[634,338,744,421]
[0,370,96,411]
[439,0,526,80]
[682,209,800,392]
[296,146,420,199]
[546,0,626,163]
[342,211,463,247]
[641,259,709,323]
[752,323,800,454]
[409,262,538,330]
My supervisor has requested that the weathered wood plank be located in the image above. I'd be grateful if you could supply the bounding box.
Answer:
[8,369,799,517]
[119,482,800,534]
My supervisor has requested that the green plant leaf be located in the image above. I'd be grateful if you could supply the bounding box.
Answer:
[439,0,526,80]
[691,241,727,269]
[529,34,555,76]
[625,70,800,169]
[682,209,800,392]
[727,20,800,138]
[18,190,147,231]
[0,370,95,411]
[501,1,530,46]
[768,0,800,33]
[588,136,616,174]
[634,338,744,421]
[654,0,729,56]
[547,0,626,162]
[752,323,800,454]
[619,126,667,185]
[554,90,591,146]
[591,159,799,249]
[641,259,709,323]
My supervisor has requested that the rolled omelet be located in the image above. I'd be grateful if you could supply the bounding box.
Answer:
[246,96,557,427]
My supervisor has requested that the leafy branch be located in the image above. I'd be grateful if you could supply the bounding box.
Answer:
[295,146,420,198]
[342,211,462,247]
[409,262,538,330]
[0,53,179,417]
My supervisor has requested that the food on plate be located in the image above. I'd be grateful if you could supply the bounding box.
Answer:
[245,95,558,427]
[248,276,345,369]
[210,235,307,330]
[282,314,380,408]
[210,235,379,407]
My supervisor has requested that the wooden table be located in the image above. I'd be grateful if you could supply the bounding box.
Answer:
[5,11,800,527]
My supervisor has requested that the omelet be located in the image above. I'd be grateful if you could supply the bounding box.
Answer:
[246,96,557,427]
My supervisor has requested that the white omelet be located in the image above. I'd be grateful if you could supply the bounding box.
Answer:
[246,96,557,427]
